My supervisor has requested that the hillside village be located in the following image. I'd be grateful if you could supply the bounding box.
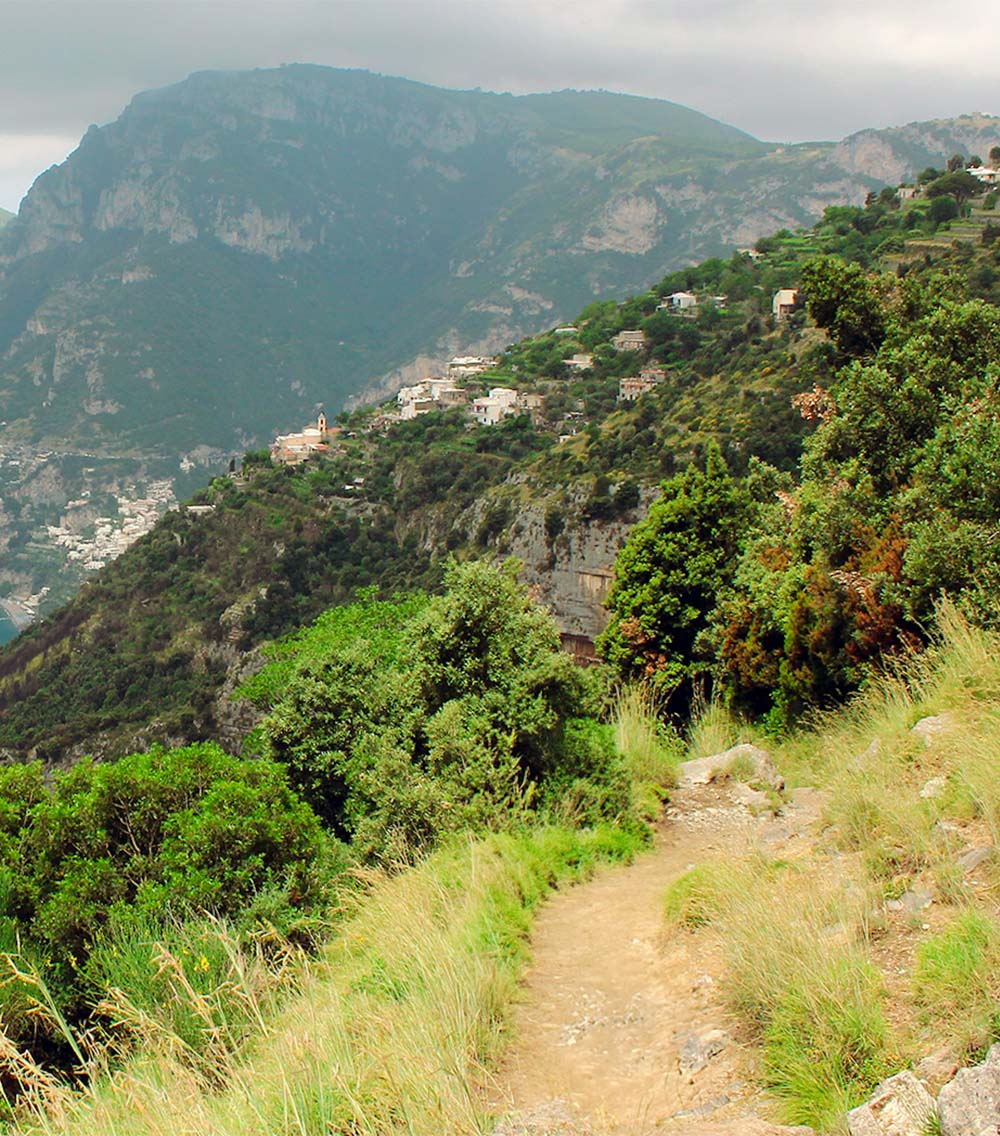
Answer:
[268,287,805,463]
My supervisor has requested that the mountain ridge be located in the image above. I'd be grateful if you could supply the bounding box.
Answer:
[2,72,996,449]
[1,67,998,616]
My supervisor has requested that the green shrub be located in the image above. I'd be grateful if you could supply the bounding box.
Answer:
[255,561,633,860]
[0,744,339,1065]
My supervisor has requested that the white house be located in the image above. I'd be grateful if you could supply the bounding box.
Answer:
[658,291,698,311]
[470,387,519,427]
[969,166,999,185]
[400,397,436,420]
[772,288,801,319]
[398,378,468,418]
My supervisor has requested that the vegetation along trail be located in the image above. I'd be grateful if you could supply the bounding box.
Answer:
[490,777,825,1136]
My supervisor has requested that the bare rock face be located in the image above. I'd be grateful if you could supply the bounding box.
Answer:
[580,192,661,254]
[937,1045,1000,1136]
[480,481,657,641]
[846,1070,936,1136]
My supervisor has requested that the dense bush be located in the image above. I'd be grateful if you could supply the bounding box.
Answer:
[0,744,340,1071]
[246,560,632,860]
[601,248,1000,727]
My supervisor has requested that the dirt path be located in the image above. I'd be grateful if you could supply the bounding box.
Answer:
[488,784,825,1136]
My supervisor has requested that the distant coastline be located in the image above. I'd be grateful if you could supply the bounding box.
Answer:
[0,598,33,640]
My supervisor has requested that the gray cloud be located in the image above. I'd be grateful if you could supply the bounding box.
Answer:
[0,0,998,210]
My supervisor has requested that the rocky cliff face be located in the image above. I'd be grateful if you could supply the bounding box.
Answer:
[829,113,1000,183]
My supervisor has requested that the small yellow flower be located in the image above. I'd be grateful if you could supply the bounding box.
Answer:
[197,955,210,973]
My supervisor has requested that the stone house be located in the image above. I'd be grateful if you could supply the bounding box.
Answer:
[619,365,665,401]
[563,353,593,371]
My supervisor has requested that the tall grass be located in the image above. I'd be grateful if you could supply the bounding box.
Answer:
[913,909,1000,1054]
[88,914,298,1084]
[685,690,751,760]
[9,825,640,1136]
[724,871,892,1129]
[613,683,683,799]
[774,605,1000,897]
[663,857,893,1130]
[698,605,1000,1125]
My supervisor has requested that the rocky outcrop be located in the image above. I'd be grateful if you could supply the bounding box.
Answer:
[677,744,784,792]
[848,1043,1000,1136]
[847,1071,936,1136]
[937,1044,1000,1136]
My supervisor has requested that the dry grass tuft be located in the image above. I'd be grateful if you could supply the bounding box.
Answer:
[685,691,752,760]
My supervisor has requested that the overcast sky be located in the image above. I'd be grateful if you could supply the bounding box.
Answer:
[1,0,998,212]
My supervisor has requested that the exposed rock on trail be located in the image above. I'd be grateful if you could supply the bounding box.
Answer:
[488,771,826,1135]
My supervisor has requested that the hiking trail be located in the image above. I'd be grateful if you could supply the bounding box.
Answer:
[487,778,827,1136]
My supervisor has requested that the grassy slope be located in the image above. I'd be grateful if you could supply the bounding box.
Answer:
[662,608,1000,1128]
[17,609,1000,1134]
[11,825,642,1136]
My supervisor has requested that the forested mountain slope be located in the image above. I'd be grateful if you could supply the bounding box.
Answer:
[3,184,999,761]
[1,64,996,614]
